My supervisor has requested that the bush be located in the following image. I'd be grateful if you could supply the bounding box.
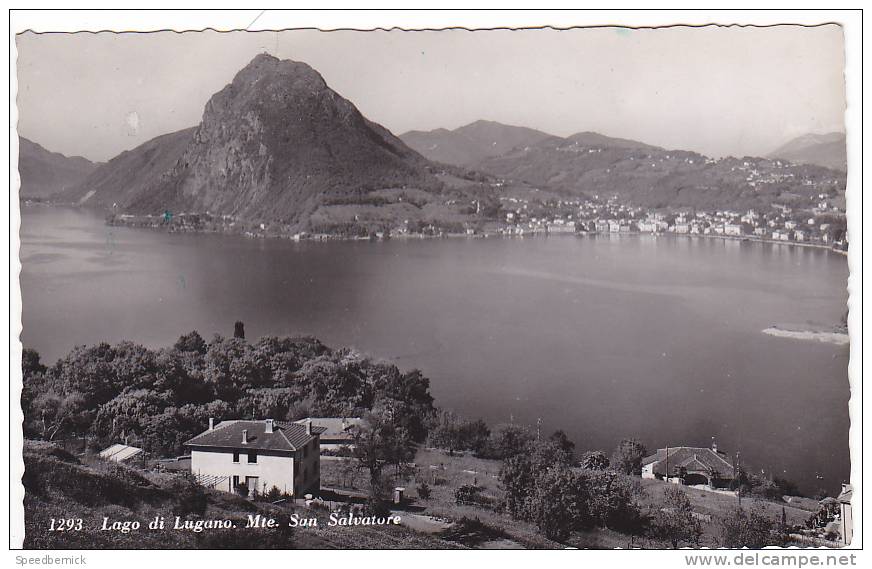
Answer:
[455,484,494,509]
[263,486,285,502]
[648,486,703,548]
[527,466,589,541]
[582,469,645,533]
[611,438,647,476]
[416,482,431,501]
[170,476,208,517]
[428,411,491,455]
[478,424,534,460]
[720,501,786,548]
[365,495,392,518]
[579,450,610,470]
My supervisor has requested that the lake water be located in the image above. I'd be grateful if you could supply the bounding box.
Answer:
[19,206,850,494]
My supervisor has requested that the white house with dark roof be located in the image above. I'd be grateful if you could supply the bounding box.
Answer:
[184,418,325,498]
[641,443,735,488]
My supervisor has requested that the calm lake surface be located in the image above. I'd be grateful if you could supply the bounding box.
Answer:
[20,206,850,494]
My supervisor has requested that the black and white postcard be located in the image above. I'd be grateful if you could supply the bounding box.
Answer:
[7,9,864,564]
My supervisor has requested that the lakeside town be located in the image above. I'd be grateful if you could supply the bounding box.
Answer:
[93,191,848,253]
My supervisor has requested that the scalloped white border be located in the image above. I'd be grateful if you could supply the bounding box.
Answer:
[4,6,864,565]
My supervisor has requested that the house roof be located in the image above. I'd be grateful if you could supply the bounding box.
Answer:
[643,447,735,479]
[294,417,361,440]
[837,485,853,505]
[99,443,144,463]
[184,420,326,452]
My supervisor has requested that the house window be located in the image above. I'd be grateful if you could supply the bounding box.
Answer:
[232,451,240,463]
[232,475,240,489]
[247,451,257,464]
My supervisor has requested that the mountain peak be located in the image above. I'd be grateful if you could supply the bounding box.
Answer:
[229,54,328,95]
[83,55,435,226]
[250,52,279,64]
[768,131,846,171]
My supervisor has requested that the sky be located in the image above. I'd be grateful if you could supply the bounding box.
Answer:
[15,25,846,163]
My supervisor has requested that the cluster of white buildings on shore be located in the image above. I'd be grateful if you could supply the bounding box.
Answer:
[493,194,847,248]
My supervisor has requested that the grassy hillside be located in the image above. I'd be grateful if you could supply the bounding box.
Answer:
[322,448,825,550]
[22,440,453,549]
[479,136,846,212]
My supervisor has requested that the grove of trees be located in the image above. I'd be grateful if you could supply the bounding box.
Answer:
[498,433,646,541]
[22,331,436,457]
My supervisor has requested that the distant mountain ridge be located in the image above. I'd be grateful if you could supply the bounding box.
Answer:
[61,128,196,208]
[768,132,846,172]
[478,130,845,211]
[65,54,441,227]
[18,137,99,198]
[562,131,659,151]
[401,120,553,166]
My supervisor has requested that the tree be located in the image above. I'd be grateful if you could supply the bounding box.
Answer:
[499,452,540,520]
[351,413,416,508]
[416,481,431,501]
[483,423,535,460]
[720,500,785,548]
[428,410,464,455]
[499,440,577,520]
[548,430,576,459]
[579,450,610,470]
[611,438,647,475]
[583,469,645,532]
[203,337,270,400]
[22,348,46,379]
[649,486,703,548]
[174,331,207,355]
[21,348,48,415]
[527,465,589,541]
[730,465,753,494]
[369,367,435,442]
[429,411,492,455]
[299,356,367,417]
[234,321,245,339]
[92,388,174,445]
[29,390,88,441]
[459,419,491,454]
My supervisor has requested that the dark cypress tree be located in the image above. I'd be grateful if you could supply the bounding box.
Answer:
[234,321,245,339]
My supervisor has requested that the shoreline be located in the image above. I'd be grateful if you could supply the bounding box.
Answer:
[22,202,849,256]
[137,220,852,256]
[762,327,849,345]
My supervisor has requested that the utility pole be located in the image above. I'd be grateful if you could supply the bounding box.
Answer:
[665,444,669,482]
[536,418,541,441]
